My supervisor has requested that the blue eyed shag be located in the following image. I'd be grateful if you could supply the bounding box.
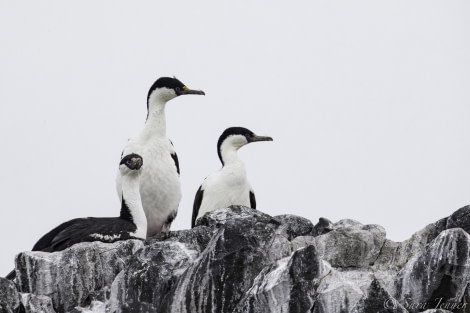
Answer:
[116,77,205,237]
[191,127,273,227]
[6,153,146,280]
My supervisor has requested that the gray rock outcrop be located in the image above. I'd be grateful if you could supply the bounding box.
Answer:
[3,205,470,313]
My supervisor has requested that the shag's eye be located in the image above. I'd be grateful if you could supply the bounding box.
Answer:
[175,87,181,92]
[126,159,133,166]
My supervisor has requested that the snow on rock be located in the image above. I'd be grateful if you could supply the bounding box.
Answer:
[20,293,56,313]
[15,239,144,312]
[234,245,331,313]
[2,205,470,313]
[395,228,470,312]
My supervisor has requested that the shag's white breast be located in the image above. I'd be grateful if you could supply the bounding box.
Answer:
[197,161,252,220]
[117,136,181,236]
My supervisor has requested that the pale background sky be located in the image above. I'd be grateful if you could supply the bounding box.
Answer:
[1,1,469,276]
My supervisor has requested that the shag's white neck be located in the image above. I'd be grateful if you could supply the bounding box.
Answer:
[121,172,147,239]
[144,94,169,138]
[220,137,247,165]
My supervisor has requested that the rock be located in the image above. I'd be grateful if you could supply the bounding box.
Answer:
[145,226,214,252]
[272,214,314,240]
[351,278,407,313]
[196,205,274,228]
[15,239,144,312]
[312,217,334,237]
[236,256,293,313]
[234,245,330,313]
[3,205,470,313]
[313,267,373,313]
[395,228,470,312]
[314,219,386,268]
[289,236,316,253]
[111,236,201,312]
[68,300,105,313]
[0,278,22,313]
[446,205,470,233]
[20,293,56,313]
[163,211,291,313]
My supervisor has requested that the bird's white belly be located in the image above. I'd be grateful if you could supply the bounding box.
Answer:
[197,168,251,220]
[118,139,181,236]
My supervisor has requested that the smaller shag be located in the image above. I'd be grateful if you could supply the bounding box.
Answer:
[5,153,146,280]
[191,127,273,227]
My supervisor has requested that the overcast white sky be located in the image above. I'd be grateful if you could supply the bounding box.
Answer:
[1,1,469,276]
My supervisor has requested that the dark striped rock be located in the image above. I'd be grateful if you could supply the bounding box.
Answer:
[3,205,470,313]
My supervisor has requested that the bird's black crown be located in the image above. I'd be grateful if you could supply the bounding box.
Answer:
[217,127,255,163]
[219,127,255,142]
[147,77,185,102]
[120,153,143,170]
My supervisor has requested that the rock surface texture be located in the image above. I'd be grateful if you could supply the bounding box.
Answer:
[3,205,470,313]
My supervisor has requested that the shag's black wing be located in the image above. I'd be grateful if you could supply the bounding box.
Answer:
[169,140,180,175]
[171,152,180,175]
[32,217,137,252]
[249,190,256,209]
[192,185,204,228]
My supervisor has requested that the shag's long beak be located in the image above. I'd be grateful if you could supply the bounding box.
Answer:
[249,135,273,143]
[178,86,205,96]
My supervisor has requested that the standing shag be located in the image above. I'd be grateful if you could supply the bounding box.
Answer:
[117,77,205,237]
[191,127,273,227]
[6,153,146,280]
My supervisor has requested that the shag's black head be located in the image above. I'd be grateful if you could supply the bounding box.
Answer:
[147,77,184,101]
[146,77,205,106]
[120,153,143,170]
[217,127,273,165]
